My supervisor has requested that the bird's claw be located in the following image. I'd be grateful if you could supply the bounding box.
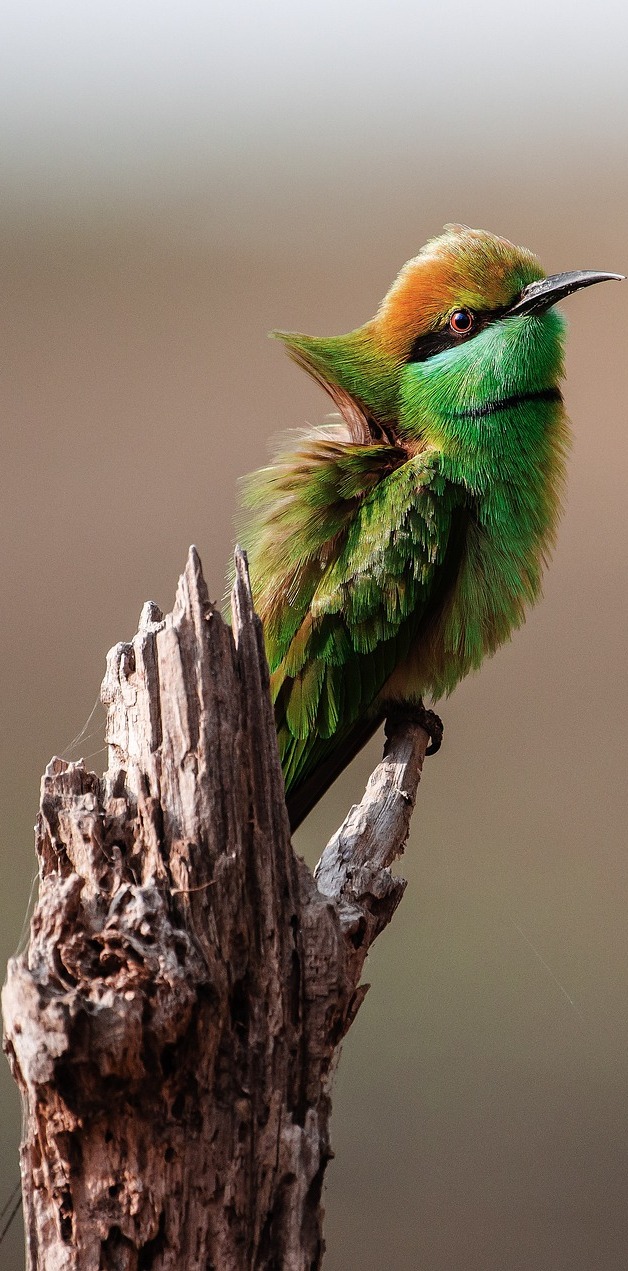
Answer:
[384,703,444,756]
[423,709,444,755]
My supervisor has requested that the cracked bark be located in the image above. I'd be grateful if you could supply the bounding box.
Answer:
[3,546,433,1270]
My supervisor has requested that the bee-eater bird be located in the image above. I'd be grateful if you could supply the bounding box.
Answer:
[239,225,622,831]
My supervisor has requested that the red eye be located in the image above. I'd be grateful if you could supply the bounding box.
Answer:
[449,309,474,334]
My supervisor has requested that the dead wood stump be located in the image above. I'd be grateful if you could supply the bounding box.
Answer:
[3,547,433,1270]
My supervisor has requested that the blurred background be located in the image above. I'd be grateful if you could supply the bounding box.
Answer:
[1,1,627,1266]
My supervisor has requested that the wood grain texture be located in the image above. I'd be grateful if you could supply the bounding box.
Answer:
[2,547,432,1270]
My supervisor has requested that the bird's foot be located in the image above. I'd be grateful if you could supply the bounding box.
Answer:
[384,702,444,755]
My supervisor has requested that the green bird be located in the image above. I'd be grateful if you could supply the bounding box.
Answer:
[238,225,621,830]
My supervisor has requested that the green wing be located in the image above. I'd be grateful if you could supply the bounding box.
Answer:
[240,427,455,806]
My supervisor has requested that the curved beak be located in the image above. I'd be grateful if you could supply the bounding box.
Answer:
[508,270,624,317]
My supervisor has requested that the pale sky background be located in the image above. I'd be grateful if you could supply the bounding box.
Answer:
[1,2,628,1268]
[2,0,627,241]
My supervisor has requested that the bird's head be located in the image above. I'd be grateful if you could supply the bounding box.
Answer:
[275,225,622,454]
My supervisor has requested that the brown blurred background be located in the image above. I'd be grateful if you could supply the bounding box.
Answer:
[1,3,627,1267]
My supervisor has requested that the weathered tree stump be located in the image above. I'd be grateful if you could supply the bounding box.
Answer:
[3,547,433,1270]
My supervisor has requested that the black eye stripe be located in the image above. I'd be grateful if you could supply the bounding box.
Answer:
[405,294,527,363]
[406,276,551,364]
[406,326,477,362]
[407,310,495,363]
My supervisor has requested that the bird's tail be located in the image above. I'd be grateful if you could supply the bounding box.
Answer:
[284,712,384,833]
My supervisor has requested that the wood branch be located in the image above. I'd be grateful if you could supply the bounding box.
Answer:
[2,546,433,1271]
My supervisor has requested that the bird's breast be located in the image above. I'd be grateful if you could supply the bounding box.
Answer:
[380,433,567,705]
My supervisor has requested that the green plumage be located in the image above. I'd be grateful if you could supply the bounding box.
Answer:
[234,226,620,827]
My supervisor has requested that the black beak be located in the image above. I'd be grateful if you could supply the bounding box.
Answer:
[507,270,624,317]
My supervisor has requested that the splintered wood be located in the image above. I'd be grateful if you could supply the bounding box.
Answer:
[3,547,432,1270]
